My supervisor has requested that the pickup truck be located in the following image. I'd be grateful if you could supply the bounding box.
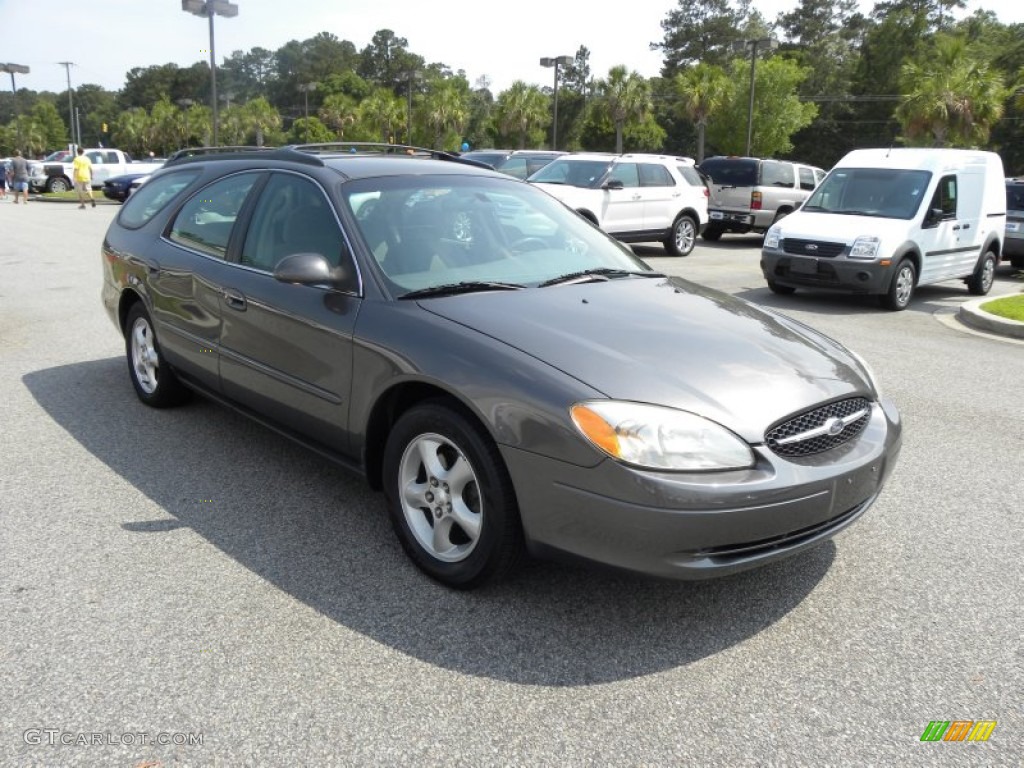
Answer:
[39,149,165,193]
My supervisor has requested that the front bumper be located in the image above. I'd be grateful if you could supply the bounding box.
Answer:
[503,398,901,580]
[761,248,893,294]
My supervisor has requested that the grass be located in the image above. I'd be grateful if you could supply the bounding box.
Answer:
[33,190,114,204]
[981,294,1024,322]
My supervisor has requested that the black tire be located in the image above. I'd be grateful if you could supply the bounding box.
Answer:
[46,176,71,194]
[1011,255,1024,269]
[664,214,698,256]
[701,225,723,242]
[880,259,916,311]
[966,250,996,296]
[125,303,189,407]
[382,402,524,589]
[767,280,796,295]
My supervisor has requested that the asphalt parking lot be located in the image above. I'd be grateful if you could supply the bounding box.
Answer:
[1,202,1021,766]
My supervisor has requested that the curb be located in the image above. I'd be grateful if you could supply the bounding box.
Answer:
[958,295,1024,340]
[28,195,118,205]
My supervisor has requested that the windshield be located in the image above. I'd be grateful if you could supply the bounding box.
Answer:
[802,168,932,220]
[528,158,612,188]
[343,175,652,296]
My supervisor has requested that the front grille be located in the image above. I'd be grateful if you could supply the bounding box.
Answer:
[782,238,846,258]
[766,397,871,457]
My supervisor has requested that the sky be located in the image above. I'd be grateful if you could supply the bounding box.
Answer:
[2,0,1022,98]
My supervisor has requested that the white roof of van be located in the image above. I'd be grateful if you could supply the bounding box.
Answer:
[837,148,1000,173]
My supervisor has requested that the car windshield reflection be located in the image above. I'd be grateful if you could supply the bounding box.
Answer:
[343,175,653,296]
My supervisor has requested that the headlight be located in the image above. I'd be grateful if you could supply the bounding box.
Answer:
[848,349,882,399]
[764,227,781,249]
[850,236,880,259]
[570,401,754,471]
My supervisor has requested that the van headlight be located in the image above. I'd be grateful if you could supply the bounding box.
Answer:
[764,228,781,249]
[570,401,755,471]
[850,236,880,259]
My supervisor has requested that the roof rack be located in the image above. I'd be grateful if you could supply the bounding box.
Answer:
[285,142,494,169]
[161,142,493,171]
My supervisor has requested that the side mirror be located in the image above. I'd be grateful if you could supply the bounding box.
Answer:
[602,179,624,190]
[923,207,944,227]
[273,252,347,289]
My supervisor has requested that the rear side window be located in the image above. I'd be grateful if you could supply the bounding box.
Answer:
[699,158,758,186]
[118,170,200,229]
[169,172,260,259]
[1007,183,1024,211]
[761,161,795,188]
[638,164,675,187]
[677,166,705,187]
[798,167,817,190]
[500,156,530,179]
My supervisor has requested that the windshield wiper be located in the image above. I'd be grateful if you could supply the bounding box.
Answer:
[800,204,825,212]
[399,281,526,300]
[834,209,875,216]
[538,268,664,287]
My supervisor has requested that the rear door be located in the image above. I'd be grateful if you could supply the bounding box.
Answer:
[637,162,680,231]
[601,162,644,233]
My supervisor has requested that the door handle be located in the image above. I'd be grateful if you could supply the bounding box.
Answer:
[223,289,247,311]
[952,225,961,231]
[960,223,970,230]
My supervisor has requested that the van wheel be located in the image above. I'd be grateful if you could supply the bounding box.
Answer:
[880,260,915,311]
[665,214,697,256]
[702,226,722,242]
[966,250,996,295]
[767,280,796,295]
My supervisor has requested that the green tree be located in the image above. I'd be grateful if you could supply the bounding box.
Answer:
[423,79,469,149]
[595,66,652,154]
[319,93,359,139]
[674,63,730,161]
[896,34,1008,146]
[494,81,549,149]
[707,56,818,156]
[655,0,744,77]
[30,100,67,149]
[112,108,152,156]
[288,116,333,144]
[358,88,405,142]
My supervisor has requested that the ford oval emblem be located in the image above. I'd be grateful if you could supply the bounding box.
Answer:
[805,243,818,251]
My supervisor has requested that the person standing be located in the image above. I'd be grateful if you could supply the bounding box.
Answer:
[10,150,30,204]
[72,147,95,208]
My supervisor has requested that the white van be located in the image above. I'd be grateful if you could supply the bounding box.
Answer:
[760,148,1006,310]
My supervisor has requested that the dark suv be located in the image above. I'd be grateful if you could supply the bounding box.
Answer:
[1006,178,1024,268]
[698,157,825,240]
[459,149,565,179]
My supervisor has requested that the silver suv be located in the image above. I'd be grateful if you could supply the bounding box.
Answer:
[528,152,709,256]
[1005,178,1024,268]
[699,156,825,241]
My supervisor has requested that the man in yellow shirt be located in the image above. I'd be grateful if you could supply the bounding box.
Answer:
[72,147,95,208]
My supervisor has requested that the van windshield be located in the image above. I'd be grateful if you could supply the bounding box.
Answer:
[802,168,932,220]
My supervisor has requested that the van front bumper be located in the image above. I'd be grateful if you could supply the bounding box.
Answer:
[761,249,893,294]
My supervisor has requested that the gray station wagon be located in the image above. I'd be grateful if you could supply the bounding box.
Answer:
[101,143,902,589]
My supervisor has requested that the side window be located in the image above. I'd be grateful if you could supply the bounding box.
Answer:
[608,163,640,188]
[169,172,260,259]
[639,164,675,187]
[814,168,826,185]
[798,167,816,191]
[104,152,120,164]
[501,157,529,179]
[87,152,105,165]
[118,170,200,229]
[241,173,348,273]
[929,175,958,218]
[677,166,703,187]
[761,161,795,188]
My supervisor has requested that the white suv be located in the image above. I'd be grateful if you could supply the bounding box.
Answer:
[528,153,709,256]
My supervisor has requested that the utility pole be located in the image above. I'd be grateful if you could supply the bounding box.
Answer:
[58,61,76,149]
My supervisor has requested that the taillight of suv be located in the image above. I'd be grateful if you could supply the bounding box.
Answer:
[751,190,762,210]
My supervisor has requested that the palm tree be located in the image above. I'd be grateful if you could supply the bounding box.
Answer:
[896,34,1008,147]
[319,93,358,140]
[243,97,281,147]
[495,81,549,149]
[358,88,405,143]
[423,80,468,149]
[597,66,652,154]
[674,64,731,162]
[113,108,151,157]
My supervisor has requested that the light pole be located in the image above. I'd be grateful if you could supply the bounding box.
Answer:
[405,71,422,145]
[298,83,317,143]
[540,55,572,151]
[182,0,238,146]
[58,62,78,147]
[177,98,194,147]
[732,37,778,157]
[1,63,30,151]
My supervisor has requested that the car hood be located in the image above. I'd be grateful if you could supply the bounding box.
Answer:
[776,211,919,245]
[420,276,871,442]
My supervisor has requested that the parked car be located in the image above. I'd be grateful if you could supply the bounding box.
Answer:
[102,143,901,589]
[42,148,164,192]
[102,172,152,202]
[528,152,709,256]
[460,149,565,179]
[699,156,826,240]
[1005,177,1024,268]
[761,148,1005,310]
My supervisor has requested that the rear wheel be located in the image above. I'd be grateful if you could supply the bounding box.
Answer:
[1011,255,1024,269]
[701,225,723,242]
[382,402,524,589]
[966,250,996,295]
[664,214,698,256]
[125,303,189,407]
[880,259,916,311]
[46,176,71,193]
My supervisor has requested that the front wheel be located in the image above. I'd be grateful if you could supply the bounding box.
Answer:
[382,402,524,589]
[664,214,698,256]
[125,303,189,407]
[767,280,796,295]
[966,250,996,295]
[880,259,916,311]
[46,176,71,193]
